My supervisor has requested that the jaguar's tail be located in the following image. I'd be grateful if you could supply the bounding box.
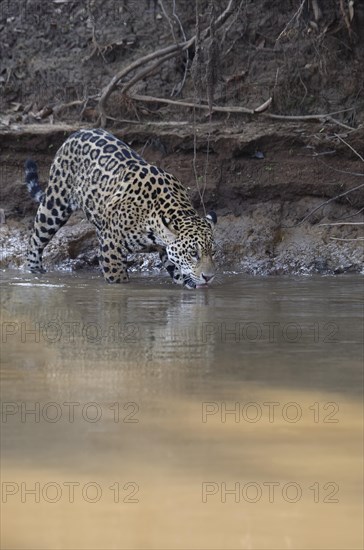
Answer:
[25,160,44,203]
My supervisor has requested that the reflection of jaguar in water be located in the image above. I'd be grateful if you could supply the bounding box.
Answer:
[25,128,217,288]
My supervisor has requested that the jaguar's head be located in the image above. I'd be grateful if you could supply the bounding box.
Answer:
[161,211,217,288]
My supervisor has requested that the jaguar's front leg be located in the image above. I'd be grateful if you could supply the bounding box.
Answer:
[159,249,196,289]
[159,249,178,281]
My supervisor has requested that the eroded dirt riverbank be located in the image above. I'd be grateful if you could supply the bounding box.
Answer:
[0,122,363,276]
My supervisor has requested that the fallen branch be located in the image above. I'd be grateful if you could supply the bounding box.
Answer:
[97,0,236,125]
[330,237,364,241]
[103,117,191,126]
[131,93,254,113]
[128,94,356,127]
[31,100,83,120]
[31,96,98,120]
[53,99,91,116]
[318,222,364,226]
[98,41,193,125]
[265,112,353,125]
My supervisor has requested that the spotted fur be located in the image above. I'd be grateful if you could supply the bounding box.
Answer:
[25,128,217,288]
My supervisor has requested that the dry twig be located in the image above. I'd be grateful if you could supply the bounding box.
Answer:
[316,156,364,177]
[282,183,364,228]
[339,0,353,39]
[334,133,364,162]
[84,0,108,63]
[275,0,306,44]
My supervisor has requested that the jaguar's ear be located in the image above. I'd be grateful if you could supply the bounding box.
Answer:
[158,215,178,244]
[206,211,217,227]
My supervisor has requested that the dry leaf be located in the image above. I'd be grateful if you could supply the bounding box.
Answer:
[254,97,272,113]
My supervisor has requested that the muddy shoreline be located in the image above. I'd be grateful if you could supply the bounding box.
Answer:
[1,122,363,276]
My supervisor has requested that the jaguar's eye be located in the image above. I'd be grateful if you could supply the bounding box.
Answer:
[211,249,216,258]
[190,249,199,260]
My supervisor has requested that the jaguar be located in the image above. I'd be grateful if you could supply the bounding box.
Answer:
[25,128,217,289]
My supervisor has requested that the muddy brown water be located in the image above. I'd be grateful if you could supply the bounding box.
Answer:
[1,270,363,549]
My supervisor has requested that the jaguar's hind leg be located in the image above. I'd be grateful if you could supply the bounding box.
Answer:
[28,198,73,273]
[98,230,129,284]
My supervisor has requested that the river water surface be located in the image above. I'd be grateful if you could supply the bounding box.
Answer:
[1,271,363,549]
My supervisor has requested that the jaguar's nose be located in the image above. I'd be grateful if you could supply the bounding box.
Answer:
[202,273,213,283]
